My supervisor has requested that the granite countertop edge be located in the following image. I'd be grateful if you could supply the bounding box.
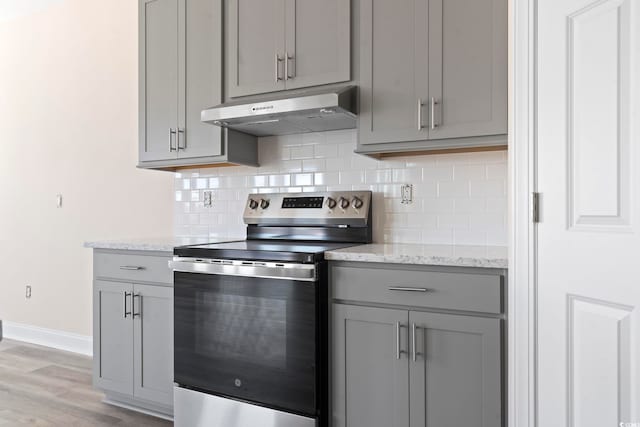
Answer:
[84,237,244,253]
[325,244,508,269]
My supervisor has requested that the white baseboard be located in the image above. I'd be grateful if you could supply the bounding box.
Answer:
[2,321,93,356]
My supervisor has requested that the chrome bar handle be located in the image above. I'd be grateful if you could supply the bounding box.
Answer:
[389,286,430,292]
[396,322,407,360]
[417,98,424,130]
[119,266,145,271]
[412,323,422,361]
[133,294,141,318]
[275,53,284,82]
[123,292,132,318]
[169,128,177,152]
[431,97,439,130]
[286,52,295,80]
[177,128,186,150]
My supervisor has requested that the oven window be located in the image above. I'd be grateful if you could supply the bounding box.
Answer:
[195,293,287,369]
[174,272,317,416]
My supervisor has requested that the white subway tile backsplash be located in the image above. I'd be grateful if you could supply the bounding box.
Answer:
[302,159,326,172]
[290,145,315,160]
[438,181,470,198]
[269,174,291,187]
[314,172,340,186]
[174,130,507,246]
[293,173,313,186]
[279,160,303,173]
[339,170,365,185]
[469,179,506,197]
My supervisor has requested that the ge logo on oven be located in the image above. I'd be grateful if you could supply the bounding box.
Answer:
[234,379,242,387]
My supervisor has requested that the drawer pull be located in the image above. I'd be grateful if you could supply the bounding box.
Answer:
[119,266,145,271]
[388,286,430,292]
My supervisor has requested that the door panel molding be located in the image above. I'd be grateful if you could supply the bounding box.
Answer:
[567,0,633,231]
[567,294,634,427]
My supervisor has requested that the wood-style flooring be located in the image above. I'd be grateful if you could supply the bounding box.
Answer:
[0,339,172,426]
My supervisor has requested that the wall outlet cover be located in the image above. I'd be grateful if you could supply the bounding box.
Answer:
[401,184,413,204]
[203,191,213,208]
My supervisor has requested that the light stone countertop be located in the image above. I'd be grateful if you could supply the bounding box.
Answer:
[84,236,244,253]
[325,243,508,269]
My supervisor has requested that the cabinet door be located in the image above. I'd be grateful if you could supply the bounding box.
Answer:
[178,0,223,159]
[283,0,350,90]
[358,0,429,145]
[93,281,134,396]
[226,0,286,97]
[133,284,174,407]
[427,0,507,139]
[333,304,409,427]
[139,0,180,162]
[409,312,502,427]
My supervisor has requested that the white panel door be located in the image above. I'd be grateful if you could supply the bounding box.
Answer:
[537,0,640,426]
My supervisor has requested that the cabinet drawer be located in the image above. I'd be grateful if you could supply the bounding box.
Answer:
[331,265,502,314]
[94,252,172,285]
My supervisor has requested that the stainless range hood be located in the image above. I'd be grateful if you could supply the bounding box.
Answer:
[201,86,357,137]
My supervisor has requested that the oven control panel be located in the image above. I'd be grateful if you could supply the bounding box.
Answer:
[243,191,372,225]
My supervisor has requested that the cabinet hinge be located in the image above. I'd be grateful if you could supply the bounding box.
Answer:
[532,192,541,223]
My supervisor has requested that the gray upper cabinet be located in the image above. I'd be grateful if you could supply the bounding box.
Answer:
[427,0,507,140]
[358,0,429,146]
[133,284,174,408]
[226,0,351,98]
[409,311,502,427]
[333,304,409,427]
[357,0,507,154]
[94,280,135,396]
[139,0,257,169]
[283,0,351,90]
[139,0,179,162]
[227,0,286,97]
[178,0,223,159]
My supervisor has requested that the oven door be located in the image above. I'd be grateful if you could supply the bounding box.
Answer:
[171,258,318,417]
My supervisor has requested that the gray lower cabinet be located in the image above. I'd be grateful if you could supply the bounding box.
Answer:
[331,262,505,427]
[333,305,409,427]
[139,0,257,170]
[409,311,502,427]
[132,284,174,407]
[94,281,135,396]
[93,251,174,417]
[357,0,507,155]
[225,0,350,98]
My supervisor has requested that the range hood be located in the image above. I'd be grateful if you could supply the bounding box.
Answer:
[201,86,357,137]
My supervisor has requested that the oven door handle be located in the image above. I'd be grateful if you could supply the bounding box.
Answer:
[169,258,317,282]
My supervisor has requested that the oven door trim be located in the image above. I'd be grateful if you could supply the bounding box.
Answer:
[169,257,317,281]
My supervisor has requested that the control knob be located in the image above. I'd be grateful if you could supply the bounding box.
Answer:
[339,197,350,210]
[248,199,259,210]
[326,197,337,209]
[260,199,270,209]
[352,196,364,209]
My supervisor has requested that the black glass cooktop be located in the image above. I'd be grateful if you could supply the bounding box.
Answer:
[174,240,359,263]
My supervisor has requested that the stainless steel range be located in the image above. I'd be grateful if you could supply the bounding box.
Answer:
[170,191,372,427]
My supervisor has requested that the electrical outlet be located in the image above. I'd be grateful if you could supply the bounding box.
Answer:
[401,184,413,204]
[203,191,213,208]
[56,194,63,208]
[25,285,32,299]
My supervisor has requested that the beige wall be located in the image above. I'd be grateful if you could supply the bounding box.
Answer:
[0,0,174,335]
